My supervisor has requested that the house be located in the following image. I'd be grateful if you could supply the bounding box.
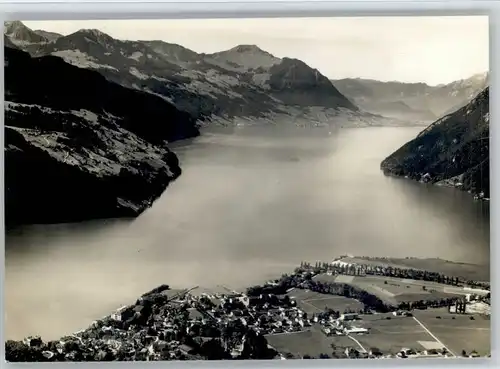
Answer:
[238,295,250,307]
[425,349,440,356]
[369,347,383,357]
[345,326,368,334]
[178,344,196,355]
[322,327,332,336]
[340,313,358,321]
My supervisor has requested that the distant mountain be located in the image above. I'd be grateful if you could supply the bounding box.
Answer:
[381,87,489,198]
[332,74,489,123]
[4,46,199,226]
[5,21,374,128]
[437,73,490,115]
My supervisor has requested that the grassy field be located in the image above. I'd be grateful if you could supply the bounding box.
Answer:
[265,328,356,358]
[304,296,364,313]
[347,314,441,354]
[287,288,363,314]
[265,306,491,357]
[353,277,460,305]
[313,274,340,283]
[312,273,471,305]
[412,309,491,356]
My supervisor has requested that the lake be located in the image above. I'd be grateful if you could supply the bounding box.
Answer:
[4,126,490,340]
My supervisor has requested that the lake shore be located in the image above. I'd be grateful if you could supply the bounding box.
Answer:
[6,256,490,362]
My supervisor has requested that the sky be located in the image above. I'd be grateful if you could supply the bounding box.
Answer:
[23,16,489,86]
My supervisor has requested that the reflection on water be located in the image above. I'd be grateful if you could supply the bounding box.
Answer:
[5,126,489,340]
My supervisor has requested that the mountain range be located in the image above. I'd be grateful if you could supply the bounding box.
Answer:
[5,21,383,128]
[333,73,488,123]
[5,21,488,126]
[3,21,490,224]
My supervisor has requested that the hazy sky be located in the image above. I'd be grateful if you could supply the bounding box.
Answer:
[23,16,489,85]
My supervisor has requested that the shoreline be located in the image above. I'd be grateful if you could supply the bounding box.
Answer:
[380,170,490,203]
[6,255,490,362]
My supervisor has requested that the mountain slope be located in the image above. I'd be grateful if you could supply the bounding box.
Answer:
[4,46,199,226]
[5,22,363,127]
[380,87,489,198]
[333,74,488,122]
[4,34,20,49]
[33,29,62,42]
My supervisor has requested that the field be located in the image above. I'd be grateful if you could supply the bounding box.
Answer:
[349,314,438,354]
[286,288,363,314]
[340,257,490,282]
[412,309,491,356]
[272,260,490,358]
[313,273,473,305]
[343,309,490,356]
[270,286,491,358]
[265,328,356,359]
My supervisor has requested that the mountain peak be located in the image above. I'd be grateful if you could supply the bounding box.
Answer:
[4,20,47,44]
[4,21,29,32]
[76,28,114,42]
[231,44,268,54]
[205,44,280,71]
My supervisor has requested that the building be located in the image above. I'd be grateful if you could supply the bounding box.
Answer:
[340,313,358,321]
[344,326,368,334]
[178,344,196,355]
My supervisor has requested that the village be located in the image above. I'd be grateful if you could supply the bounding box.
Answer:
[6,255,491,361]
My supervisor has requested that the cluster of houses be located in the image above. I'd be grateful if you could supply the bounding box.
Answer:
[342,346,464,360]
[187,291,312,336]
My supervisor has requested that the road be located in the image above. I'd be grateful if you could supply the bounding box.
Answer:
[413,316,456,357]
[346,334,367,353]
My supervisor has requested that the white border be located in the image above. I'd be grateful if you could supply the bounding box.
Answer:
[0,1,497,368]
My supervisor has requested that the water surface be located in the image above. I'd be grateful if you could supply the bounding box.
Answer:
[5,126,490,340]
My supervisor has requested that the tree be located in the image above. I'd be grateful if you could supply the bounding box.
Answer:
[200,339,230,360]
